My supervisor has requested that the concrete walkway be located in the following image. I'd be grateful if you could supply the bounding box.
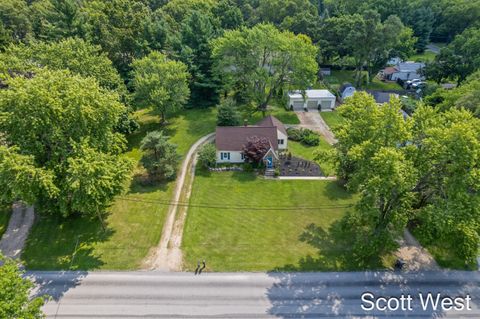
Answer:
[143,133,215,271]
[0,203,34,259]
[277,176,337,181]
[294,111,338,145]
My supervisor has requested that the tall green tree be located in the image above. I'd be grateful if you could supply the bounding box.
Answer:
[77,0,153,75]
[0,0,32,44]
[0,38,125,94]
[425,27,480,85]
[0,254,45,319]
[140,131,180,180]
[212,23,318,115]
[323,92,480,265]
[0,69,133,216]
[180,11,221,107]
[319,11,415,86]
[132,51,190,123]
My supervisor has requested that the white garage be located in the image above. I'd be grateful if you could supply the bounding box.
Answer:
[287,90,336,111]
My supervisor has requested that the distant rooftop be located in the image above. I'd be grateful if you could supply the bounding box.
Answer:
[397,62,425,72]
[288,89,335,99]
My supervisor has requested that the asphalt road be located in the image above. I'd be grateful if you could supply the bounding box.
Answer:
[28,271,480,319]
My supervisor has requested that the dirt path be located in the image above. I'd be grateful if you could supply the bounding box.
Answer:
[395,229,439,271]
[294,111,338,145]
[143,133,215,271]
[0,203,34,259]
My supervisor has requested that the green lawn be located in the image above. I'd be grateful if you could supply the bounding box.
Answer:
[22,108,217,270]
[182,171,358,271]
[320,111,345,130]
[246,104,300,125]
[324,70,402,91]
[0,204,11,239]
[288,140,335,176]
[408,50,437,62]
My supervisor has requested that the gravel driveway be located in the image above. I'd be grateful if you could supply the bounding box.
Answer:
[0,203,34,259]
[294,111,338,145]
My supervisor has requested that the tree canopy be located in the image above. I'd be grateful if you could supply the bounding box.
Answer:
[322,92,480,265]
[212,23,318,114]
[132,51,190,123]
[0,254,45,318]
[0,69,133,216]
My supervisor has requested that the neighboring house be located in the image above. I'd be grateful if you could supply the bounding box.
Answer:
[287,89,336,111]
[339,83,356,102]
[381,62,425,81]
[215,115,287,167]
[387,57,402,65]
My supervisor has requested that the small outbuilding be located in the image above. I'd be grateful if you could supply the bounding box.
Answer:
[339,83,356,102]
[287,89,336,111]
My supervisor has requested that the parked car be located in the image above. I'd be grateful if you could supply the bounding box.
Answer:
[411,81,426,89]
[406,78,422,86]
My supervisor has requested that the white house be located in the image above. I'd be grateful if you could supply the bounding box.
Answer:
[382,62,425,81]
[215,115,287,166]
[339,83,355,102]
[287,89,336,111]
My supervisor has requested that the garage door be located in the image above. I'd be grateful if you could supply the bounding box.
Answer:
[292,101,304,110]
[320,100,332,110]
[307,100,318,109]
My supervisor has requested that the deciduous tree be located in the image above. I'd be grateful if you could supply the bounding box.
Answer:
[132,51,190,123]
[212,24,318,115]
[242,136,271,163]
[0,254,45,318]
[0,69,132,216]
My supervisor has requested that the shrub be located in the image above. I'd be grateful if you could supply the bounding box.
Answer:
[286,127,303,141]
[198,143,217,168]
[217,98,241,126]
[303,133,320,146]
[287,127,320,146]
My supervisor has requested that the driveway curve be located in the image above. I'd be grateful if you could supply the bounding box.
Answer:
[144,132,215,271]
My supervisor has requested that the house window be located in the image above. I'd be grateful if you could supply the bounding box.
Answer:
[241,153,245,160]
[221,152,230,160]
[278,139,284,145]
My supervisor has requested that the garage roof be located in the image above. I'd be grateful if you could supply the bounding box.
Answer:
[288,89,335,99]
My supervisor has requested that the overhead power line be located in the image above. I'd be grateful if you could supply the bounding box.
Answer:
[117,196,354,211]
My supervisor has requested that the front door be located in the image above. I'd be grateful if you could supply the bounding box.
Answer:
[266,157,273,169]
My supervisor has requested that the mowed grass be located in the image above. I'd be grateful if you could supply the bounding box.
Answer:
[408,50,437,62]
[22,108,217,270]
[325,70,402,91]
[182,171,356,271]
[320,111,345,130]
[246,105,300,125]
[0,204,11,239]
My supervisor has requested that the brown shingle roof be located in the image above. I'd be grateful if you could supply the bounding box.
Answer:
[216,126,278,151]
[255,115,287,135]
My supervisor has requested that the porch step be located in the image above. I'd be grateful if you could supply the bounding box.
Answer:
[264,169,275,177]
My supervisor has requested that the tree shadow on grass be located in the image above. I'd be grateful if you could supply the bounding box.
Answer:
[274,222,386,272]
[22,213,114,272]
[322,181,354,201]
